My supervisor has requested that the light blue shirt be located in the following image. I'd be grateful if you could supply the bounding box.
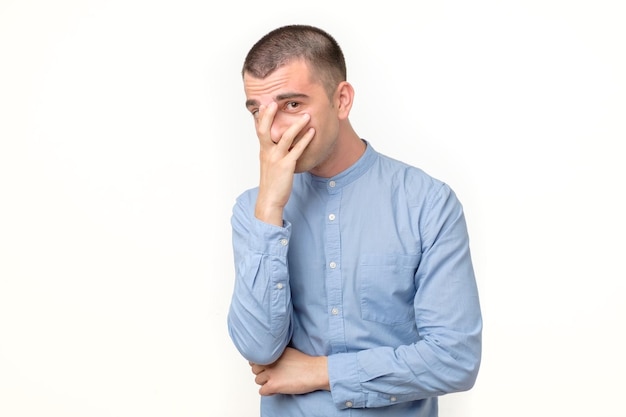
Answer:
[227,141,482,417]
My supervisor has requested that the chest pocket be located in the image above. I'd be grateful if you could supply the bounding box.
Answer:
[359,253,420,325]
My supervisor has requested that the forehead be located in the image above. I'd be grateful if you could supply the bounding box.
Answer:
[243,59,321,101]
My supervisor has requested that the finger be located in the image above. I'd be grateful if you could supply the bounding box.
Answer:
[257,102,277,144]
[254,371,269,386]
[250,364,265,375]
[259,384,276,396]
[276,113,311,151]
[285,127,315,161]
[258,377,278,396]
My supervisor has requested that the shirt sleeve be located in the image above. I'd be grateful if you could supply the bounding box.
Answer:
[226,192,294,365]
[327,183,482,409]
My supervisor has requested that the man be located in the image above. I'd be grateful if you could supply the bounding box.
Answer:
[227,24,482,416]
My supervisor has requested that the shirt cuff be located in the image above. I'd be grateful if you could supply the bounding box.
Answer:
[328,352,367,409]
[249,218,292,257]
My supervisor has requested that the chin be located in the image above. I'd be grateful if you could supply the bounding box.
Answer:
[294,165,309,174]
[294,158,315,174]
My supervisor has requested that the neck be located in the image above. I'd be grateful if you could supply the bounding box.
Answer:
[309,123,365,178]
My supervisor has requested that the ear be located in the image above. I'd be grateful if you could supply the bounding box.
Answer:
[334,81,355,120]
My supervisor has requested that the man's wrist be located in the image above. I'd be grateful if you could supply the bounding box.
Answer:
[314,355,330,392]
[255,201,284,226]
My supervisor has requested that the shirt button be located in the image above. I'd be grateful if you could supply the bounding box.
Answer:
[390,396,397,402]
[276,283,284,290]
[279,238,288,246]
[329,261,337,269]
[329,180,336,187]
[328,213,336,221]
[345,401,353,408]
[331,307,339,315]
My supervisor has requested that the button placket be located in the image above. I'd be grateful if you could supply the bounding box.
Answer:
[324,189,346,353]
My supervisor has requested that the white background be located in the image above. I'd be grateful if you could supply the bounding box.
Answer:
[1,0,625,416]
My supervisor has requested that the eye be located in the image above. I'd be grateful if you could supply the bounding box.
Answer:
[284,101,300,112]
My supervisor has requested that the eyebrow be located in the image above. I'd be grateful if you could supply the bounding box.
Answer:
[245,92,310,109]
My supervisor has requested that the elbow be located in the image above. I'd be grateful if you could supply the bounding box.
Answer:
[233,335,285,365]
[445,343,482,393]
[435,355,480,394]
[451,360,481,392]
[444,318,482,393]
[428,333,481,393]
[227,312,290,365]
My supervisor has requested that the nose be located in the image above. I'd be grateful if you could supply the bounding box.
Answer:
[270,112,300,144]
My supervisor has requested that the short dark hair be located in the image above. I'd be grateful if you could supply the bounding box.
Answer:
[242,24,347,98]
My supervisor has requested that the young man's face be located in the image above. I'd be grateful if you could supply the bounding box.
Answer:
[243,59,341,175]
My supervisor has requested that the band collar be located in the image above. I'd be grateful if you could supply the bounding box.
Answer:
[306,140,377,192]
